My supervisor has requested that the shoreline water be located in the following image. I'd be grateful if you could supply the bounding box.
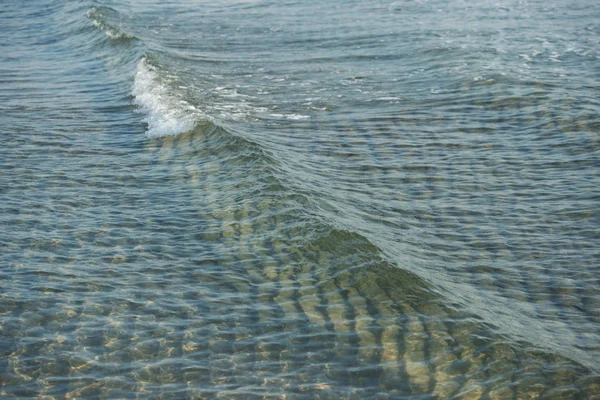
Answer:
[1,0,599,397]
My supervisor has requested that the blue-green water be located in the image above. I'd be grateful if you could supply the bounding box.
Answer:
[1,0,599,398]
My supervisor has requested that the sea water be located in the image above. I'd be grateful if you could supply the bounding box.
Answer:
[1,0,599,397]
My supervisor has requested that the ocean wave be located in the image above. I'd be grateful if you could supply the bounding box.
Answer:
[132,58,206,138]
[87,6,136,41]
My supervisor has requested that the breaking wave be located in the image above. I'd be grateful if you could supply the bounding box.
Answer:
[87,6,136,41]
[132,58,206,138]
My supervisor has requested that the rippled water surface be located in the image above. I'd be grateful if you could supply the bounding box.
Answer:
[1,0,599,398]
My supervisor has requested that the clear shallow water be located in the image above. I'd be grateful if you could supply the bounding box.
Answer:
[1,0,599,398]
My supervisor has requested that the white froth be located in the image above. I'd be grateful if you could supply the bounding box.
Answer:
[132,59,200,138]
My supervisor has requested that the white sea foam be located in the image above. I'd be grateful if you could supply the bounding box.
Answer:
[268,113,310,120]
[132,59,201,138]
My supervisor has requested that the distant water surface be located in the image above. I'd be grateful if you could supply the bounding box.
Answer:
[1,0,599,398]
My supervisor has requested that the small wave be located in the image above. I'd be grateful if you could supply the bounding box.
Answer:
[268,113,310,120]
[132,58,205,138]
[87,7,135,41]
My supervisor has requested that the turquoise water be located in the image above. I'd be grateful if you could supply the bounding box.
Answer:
[1,0,599,398]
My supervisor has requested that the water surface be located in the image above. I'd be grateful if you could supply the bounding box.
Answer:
[1,0,599,398]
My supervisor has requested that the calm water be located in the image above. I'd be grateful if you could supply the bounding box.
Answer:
[1,0,599,398]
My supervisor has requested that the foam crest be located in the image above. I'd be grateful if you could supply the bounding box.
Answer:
[132,59,202,138]
[87,7,135,41]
